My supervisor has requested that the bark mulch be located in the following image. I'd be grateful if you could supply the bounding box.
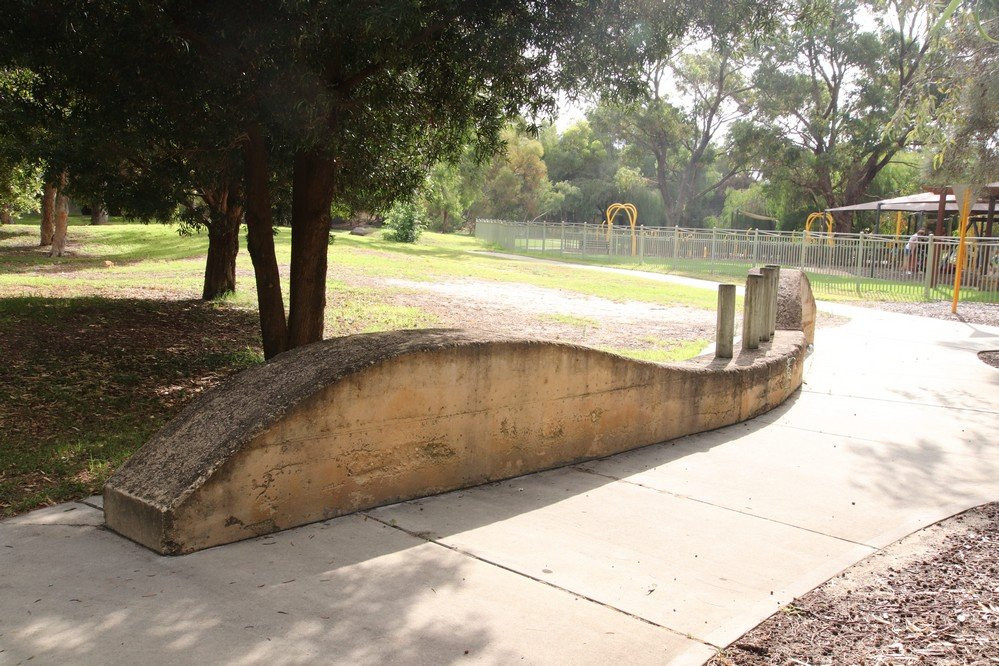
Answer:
[979,351,999,370]
[710,503,999,665]
[851,300,999,328]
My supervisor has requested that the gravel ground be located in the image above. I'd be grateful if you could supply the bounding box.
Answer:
[375,277,718,351]
[849,300,999,328]
[979,351,999,369]
[710,503,999,665]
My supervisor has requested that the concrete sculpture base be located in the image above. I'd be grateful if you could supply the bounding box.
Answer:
[105,271,815,554]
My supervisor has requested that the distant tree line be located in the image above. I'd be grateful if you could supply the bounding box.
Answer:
[414,0,996,234]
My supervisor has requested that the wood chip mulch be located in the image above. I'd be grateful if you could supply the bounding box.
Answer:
[850,300,999,328]
[710,503,999,665]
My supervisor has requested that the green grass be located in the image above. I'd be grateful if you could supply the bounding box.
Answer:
[329,231,719,309]
[538,313,600,328]
[501,246,998,304]
[0,222,717,516]
[1,224,718,308]
[599,338,710,363]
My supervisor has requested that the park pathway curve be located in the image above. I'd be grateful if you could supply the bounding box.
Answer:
[2,301,998,664]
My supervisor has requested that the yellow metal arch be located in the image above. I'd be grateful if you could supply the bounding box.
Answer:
[604,203,639,255]
[805,212,835,245]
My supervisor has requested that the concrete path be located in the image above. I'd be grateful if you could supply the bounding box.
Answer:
[2,304,998,664]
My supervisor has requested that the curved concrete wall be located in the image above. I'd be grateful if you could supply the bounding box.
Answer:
[106,271,814,555]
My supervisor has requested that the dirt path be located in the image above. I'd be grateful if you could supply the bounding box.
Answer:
[375,277,717,351]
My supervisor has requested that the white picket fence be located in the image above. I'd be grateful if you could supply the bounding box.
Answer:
[474,219,999,303]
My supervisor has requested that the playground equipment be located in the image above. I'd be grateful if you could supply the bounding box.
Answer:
[804,212,835,245]
[952,184,974,313]
[604,202,638,256]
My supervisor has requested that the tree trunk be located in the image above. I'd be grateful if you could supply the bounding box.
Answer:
[50,173,70,257]
[202,204,241,300]
[287,151,336,349]
[0,204,12,225]
[243,124,288,360]
[40,182,57,245]
[653,151,679,225]
[90,204,109,225]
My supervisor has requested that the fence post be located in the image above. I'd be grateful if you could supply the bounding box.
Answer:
[560,221,565,255]
[673,226,680,260]
[743,273,763,350]
[716,284,736,359]
[855,232,865,295]
[923,234,934,300]
[752,228,759,265]
[582,221,587,255]
[638,225,645,264]
[710,228,717,274]
[799,230,807,268]
[541,222,547,254]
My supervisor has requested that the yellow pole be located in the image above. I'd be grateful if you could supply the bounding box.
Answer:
[951,186,973,314]
[894,211,903,241]
[625,204,638,256]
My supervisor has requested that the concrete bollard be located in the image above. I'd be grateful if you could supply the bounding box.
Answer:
[765,264,780,338]
[715,283,736,359]
[743,273,763,350]
[754,271,768,345]
[759,266,776,342]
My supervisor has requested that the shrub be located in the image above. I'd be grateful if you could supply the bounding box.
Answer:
[384,200,426,243]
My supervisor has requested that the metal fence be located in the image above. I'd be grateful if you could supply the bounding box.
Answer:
[475,219,999,303]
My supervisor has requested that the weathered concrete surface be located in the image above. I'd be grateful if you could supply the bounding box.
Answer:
[2,509,711,665]
[2,302,997,665]
[776,269,816,345]
[106,324,808,554]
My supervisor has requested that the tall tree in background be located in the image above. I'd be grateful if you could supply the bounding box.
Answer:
[592,46,755,226]
[472,126,563,221]
[919,1,998,187]
[540,120,620,222]
[744,0,945,231]
[420,147,485,231]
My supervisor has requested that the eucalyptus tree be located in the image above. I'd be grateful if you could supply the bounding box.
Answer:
[592,47,755,226]
[743,0,948,231]
[540,120,623,222]
[471,125,564,222]
[919,1,998,187]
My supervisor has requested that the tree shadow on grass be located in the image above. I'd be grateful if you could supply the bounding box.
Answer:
[0,296,262,516]
[0,225,209,274]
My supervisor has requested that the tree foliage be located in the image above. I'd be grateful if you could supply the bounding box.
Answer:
[740,0,945,230]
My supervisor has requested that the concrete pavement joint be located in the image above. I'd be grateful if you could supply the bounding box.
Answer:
[760,420,997,457]
[799,389,999,415]
[570,466,879,551]
[359,510,724,652]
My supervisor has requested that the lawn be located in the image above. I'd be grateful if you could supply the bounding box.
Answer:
[0,220,718,516]
[503,246,999,304]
